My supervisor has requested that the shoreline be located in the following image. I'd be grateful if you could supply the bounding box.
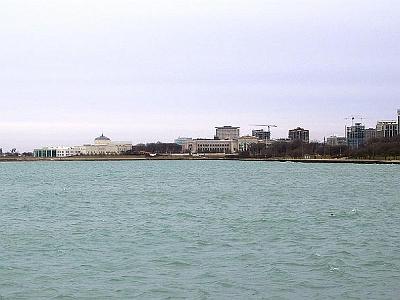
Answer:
[1,156,399,164]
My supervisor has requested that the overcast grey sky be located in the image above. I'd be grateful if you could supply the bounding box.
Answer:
[0,0,399,151]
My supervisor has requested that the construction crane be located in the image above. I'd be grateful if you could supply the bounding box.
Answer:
[251,124,278,133]
[250,124,277,145]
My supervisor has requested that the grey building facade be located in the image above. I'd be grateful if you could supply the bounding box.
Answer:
[215,126,240,140]
[326,136,347,146]
[365,128,376,141]
[252,129,270,141]
[346,123,365,149]
[288,127,309,143]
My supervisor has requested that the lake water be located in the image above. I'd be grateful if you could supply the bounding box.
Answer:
[1,161,399,299]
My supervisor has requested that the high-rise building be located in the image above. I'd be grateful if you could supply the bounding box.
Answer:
[288,127,309,143]
[215,126,240,140]
[346,123,365,149]
[252,129,270,141]
[376,121,398,138]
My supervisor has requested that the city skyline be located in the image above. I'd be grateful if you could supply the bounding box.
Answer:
[2,106,399,154]
[1,0,400,152]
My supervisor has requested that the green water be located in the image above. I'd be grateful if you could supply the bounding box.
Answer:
[1,161,399,299]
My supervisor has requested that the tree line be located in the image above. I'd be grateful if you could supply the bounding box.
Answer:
[241,136,400,160]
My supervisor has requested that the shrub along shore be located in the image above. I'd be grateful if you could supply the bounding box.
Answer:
[2,136,399,164]
[1,155,399,164]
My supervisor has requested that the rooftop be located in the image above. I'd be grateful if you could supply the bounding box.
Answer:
[215,126,240,129]
[95,133,111,141]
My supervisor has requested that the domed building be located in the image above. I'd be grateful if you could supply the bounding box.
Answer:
[34,133,132,157]
[94,133,111,145]
[79,133,132,155]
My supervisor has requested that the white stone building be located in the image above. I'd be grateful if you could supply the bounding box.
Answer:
[79,134,132,155]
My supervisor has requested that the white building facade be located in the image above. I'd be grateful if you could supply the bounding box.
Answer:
[376,120,398,138]
[182,139,238,154]
[34,134,132,157]
[33,146,81,158]
[238,136,259,152]
[326,136,347,146]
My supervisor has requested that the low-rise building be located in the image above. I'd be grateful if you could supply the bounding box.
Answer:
[238,136,259,152]
[34,146,81,158]
[326,136,347,146]
[174,137,192,145]
[34,134,132,157]
[182,139,238,154]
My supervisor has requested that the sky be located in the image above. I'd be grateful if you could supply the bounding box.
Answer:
[0,0,399,152]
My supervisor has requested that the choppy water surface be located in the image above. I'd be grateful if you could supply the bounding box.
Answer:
[1,161,399,299]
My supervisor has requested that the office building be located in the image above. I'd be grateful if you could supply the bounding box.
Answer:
[215,126,240,140]
[346,123,365,149]
[288,127,309,143]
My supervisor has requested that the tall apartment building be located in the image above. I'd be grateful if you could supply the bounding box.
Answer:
[288,127,309,143]
[376,121,398,138]
[215,126,240,140]
[346,123,365,149]
[252,129,270,141]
